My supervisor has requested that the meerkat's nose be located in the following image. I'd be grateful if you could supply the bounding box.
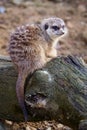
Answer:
[60,28,65,35]
[62,31,64,34]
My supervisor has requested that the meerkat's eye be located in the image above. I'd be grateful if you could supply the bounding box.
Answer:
[52,26,60,30]
[44,24,49,30]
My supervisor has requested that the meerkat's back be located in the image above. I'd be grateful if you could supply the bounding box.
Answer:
[9,24,46,72]
[9,24,47,121]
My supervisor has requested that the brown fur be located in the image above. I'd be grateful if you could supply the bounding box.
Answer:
[8,24,56,121]
[8,17,66,121]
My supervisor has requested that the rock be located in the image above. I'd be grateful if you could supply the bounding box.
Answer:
[0,122,5,130]
[0,6,6,14]
[46,127,52,130]
[77,5,86,13]
[11,0,24,5]
[64,16,71,22]
[26,126,37,130]
[23,1,34,7]
[67,21,74,29]
[57,124,64,129]
[26,126,31,130]
[57,124,72,130]
[12,123,19,130]
[79,120,87,130]
[5,120,13,125]
[63,126,72,130]
[1,45,6,49]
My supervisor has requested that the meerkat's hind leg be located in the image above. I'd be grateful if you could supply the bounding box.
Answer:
[16,69,29,121]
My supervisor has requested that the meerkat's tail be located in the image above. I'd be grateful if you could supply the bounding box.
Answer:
[16,71,28,122]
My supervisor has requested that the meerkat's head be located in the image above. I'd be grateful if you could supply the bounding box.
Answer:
[41,17,67,41]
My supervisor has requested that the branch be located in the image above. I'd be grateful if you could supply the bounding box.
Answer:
[0,55,87,129]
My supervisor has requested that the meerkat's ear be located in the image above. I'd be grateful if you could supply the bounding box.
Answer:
[44,24,49,30]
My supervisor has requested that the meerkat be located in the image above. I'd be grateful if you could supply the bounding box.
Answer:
[8,17,67,121]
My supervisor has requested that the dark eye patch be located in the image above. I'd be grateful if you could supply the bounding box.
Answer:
[52,26,60,30]
[44,24,49,30]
